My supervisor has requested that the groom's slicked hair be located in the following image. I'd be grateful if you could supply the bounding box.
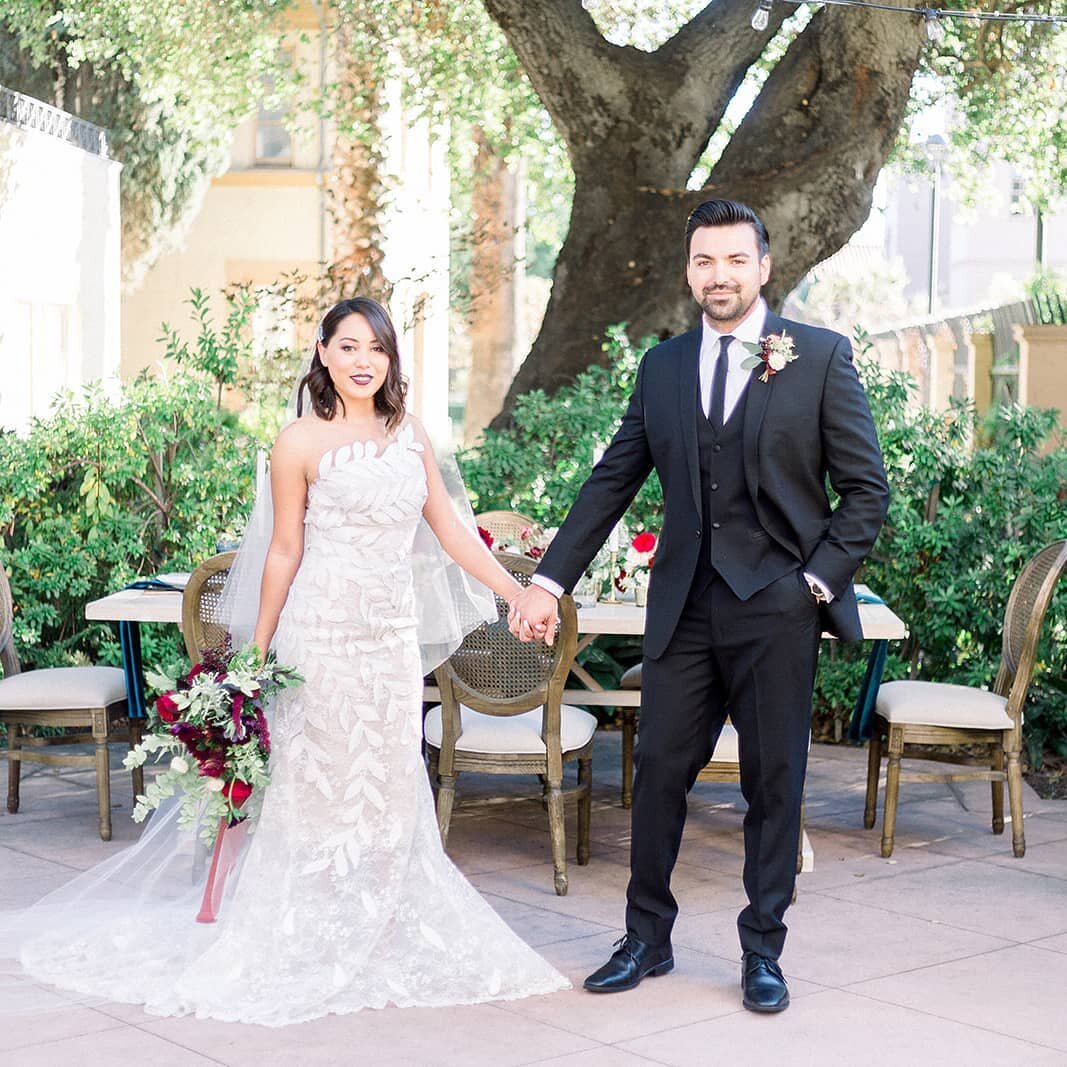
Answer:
[685,199,770,260]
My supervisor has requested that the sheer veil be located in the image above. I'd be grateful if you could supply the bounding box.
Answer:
[0,355,495,1013]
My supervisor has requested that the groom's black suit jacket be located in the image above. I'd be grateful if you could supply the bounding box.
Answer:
[536,311,890,659]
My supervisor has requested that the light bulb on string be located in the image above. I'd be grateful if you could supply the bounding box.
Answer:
[750,0,773,31]
[924,10,945,43]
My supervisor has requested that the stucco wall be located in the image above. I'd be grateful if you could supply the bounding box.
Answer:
[0,101,121,432]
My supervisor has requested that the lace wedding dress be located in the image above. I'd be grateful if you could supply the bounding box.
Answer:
[6,423,569,1025]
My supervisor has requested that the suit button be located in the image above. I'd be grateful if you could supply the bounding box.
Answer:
[713,444,721,453]
[710,482,719,491]
[696,529,702,538]
[712,522,721,530]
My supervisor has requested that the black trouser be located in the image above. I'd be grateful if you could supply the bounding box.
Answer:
[625,563,821,959]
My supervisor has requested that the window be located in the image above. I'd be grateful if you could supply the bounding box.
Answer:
[255,50,294,167]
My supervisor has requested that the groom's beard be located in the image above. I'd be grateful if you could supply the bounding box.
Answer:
[700,287,755,323]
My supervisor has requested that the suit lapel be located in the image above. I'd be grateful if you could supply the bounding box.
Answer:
[742,309,784,501]
[676,328,703,518]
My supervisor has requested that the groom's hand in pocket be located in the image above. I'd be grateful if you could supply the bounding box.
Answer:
[508,585,559,646]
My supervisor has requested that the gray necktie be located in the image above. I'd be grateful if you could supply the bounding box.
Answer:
[708,334,733,430]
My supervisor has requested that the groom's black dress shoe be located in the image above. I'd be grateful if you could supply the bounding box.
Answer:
[583,935,674,993]
[741,953,789,1013]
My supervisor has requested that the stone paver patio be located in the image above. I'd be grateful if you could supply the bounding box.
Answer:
[3,730,1066,1065]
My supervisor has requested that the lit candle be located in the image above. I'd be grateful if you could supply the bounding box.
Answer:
[608,523,620,552]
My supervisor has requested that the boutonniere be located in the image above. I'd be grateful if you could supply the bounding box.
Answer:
[740,331,798,383]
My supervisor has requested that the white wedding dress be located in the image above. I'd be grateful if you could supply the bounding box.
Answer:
[5,423,569,1025]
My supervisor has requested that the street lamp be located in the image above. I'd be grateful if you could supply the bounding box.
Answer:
[925,134,947,316]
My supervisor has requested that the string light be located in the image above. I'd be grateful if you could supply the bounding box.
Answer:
[923,9,945,40]
[747,0,1066,31]
[750,0,774,30]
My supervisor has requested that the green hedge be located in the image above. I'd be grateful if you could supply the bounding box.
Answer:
[458,328,1067,761]
[2,326,1064,763]
[0,373,257,673]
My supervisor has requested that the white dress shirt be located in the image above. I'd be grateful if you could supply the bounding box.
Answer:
[700,297,766,422]
[531,298,831,603]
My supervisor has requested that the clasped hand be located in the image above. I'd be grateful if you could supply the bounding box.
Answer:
[507,584,559,646]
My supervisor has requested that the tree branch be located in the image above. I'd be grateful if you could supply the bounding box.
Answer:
[703,7,925,303]
[656,0,791,165]
[481,0,629,157]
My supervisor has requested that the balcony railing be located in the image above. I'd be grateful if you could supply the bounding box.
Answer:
[0,84,109,158]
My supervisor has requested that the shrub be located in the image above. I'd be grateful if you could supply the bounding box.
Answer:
[0,372,257,672]
[460,326,1067,757]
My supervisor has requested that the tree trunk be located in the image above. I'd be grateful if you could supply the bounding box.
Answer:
[483,0,925,428]
[463,127,526,443]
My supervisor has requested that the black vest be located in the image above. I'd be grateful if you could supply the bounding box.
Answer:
[697,383,796,600]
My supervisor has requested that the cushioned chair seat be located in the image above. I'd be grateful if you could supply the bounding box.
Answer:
[424,703,597,755]
[876,680,1012,730]
[709,723,739,763]
[0,666,127,711]
[619,664,738,762]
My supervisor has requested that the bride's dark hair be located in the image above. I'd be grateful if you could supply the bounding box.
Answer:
[296,297,407,431]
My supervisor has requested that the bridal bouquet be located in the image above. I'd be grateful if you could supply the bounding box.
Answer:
[123,646,303,846]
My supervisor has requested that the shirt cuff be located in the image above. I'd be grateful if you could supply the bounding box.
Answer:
[804,572,834,603]
[531,574,564,599]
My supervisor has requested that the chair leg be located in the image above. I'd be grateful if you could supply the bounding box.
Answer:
[436,773,456,847]
[92,710,113,841]
[128,718,145,800]
[863,727,883,829]
[6,722,21,814]
[621,707,636,809]
[1006,748,1026,858]
[880,727,903,859]
[546,781,568,895]
[991,745,1005,835]
[577,757,592,866]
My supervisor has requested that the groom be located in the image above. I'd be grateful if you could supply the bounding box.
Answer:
[509,199,888,1012]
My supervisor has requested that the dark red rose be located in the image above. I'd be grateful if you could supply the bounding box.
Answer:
[155,692,180,723]
[527,545,543,559]
[199,755,225,778]
[477,526,494,549]
[632,532,656,554]
[185,662,204,682]
[222,779,253,807]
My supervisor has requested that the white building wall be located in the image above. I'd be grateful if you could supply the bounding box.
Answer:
[887,162,1067,313]
[0,90,121,432]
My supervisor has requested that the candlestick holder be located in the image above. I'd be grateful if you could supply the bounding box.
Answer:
[598,549,621,604]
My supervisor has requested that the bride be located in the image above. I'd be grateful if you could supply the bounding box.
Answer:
[0,297,569,1025]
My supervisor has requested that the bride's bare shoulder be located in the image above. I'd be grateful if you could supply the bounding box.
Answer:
[272,416,330,464]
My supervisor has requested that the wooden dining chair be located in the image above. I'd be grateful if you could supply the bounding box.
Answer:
[865,539,1067,859]
[474,511,544,551]
[424,553,596,896]
[182,551,237,663]
[0,563,143,840]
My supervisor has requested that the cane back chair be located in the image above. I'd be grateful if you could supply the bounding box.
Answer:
[424,553,596,896]
[474,511,544,551]
[865,539,1067,858]
[182,551,237,663]
[0,563,143,840]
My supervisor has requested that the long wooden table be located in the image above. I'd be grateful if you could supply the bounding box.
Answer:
[87,580,906,873]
